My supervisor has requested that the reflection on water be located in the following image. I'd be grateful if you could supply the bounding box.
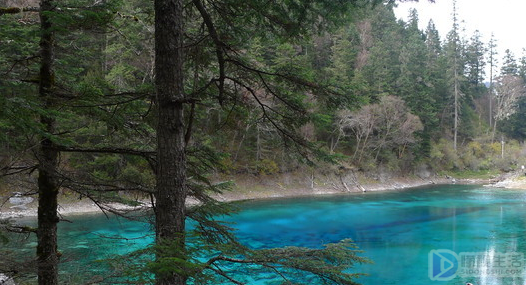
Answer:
[223,185,526,285]
[7,184,526,284]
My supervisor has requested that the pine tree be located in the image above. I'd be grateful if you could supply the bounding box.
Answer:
[153,0,187,284]
[362,4,403,98]
[35,1,60,283]
[150,0,375,284]
[464,30,486,96]
[519,49,526,82]
[444,0,465,151]
[398,9,436,157]
[501,49,519,76]
[1,1,154,283]
[487,34,498,129]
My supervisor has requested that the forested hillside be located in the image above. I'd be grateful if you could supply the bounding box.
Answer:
[2,0,526,189]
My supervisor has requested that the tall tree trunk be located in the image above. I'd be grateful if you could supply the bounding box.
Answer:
[488,34,497,139]
[500,135,504,158]
[451,0,460,152]
[489,54,494,131]
[154,0,187,284]
[492,119,497,140]
[454,63,459,152]
[37,0,60,284]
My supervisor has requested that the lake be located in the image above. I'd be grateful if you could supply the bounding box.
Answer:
[7,184,526,284]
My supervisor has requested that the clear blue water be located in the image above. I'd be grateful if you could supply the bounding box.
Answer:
[8,184,526,284]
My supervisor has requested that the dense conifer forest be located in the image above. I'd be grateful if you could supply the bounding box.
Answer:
[1,0,526,284]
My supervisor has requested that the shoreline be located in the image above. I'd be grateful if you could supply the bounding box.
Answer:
[0,175,498,220]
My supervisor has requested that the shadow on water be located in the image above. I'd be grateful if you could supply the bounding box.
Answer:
[359,206,487,231]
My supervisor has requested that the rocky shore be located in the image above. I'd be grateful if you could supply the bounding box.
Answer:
[3,169,524,220]
[0,174,488,220]
[487,171,526,189]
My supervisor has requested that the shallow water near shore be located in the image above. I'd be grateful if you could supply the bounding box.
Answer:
[8,184,526,284]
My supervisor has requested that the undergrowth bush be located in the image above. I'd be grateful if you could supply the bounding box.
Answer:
[429,138,526,173]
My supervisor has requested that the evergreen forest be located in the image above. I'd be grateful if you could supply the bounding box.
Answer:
[1,0,526,284]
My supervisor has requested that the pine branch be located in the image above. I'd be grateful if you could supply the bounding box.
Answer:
[53,146,155,158]
[226,76,309,148]
[208,267,244,285]
[226,58,319,88]
[0,165,38,177]
[192,0,226,105]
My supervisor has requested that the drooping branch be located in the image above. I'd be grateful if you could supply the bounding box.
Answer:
[226,58,320,89]
[256,72,307,113]
[65,92,151,108]
[3,55,40,76]
[226,76,309,148]
[227,76,297,121]
[192,0,226,104]
[53,146,155,157]
[55,170,154,219]
[208,267,244,285]
[55,146,157,173]
[186,78,218,98]
[0,165,38,177]
[202,244,365,285]
[61,176,154,194]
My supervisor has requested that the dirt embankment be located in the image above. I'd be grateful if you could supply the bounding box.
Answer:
[0,169,506,220]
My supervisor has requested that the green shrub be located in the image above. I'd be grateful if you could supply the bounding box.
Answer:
[430,139,462,171]
[256,159,279,175]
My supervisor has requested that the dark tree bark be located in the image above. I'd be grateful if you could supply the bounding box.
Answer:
[37,0,60,284]
[154,0,187,284]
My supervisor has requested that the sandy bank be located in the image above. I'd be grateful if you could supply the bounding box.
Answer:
[0,175,497,220]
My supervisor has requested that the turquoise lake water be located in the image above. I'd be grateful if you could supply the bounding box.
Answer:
[8,184,526,284]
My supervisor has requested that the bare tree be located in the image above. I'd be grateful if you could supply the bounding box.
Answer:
[337,107,375,162]
[337,96,423,163]
[493,74,526,137]
[372,96,423,159]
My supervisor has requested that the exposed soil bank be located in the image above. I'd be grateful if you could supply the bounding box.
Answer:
[1,170,494,220]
